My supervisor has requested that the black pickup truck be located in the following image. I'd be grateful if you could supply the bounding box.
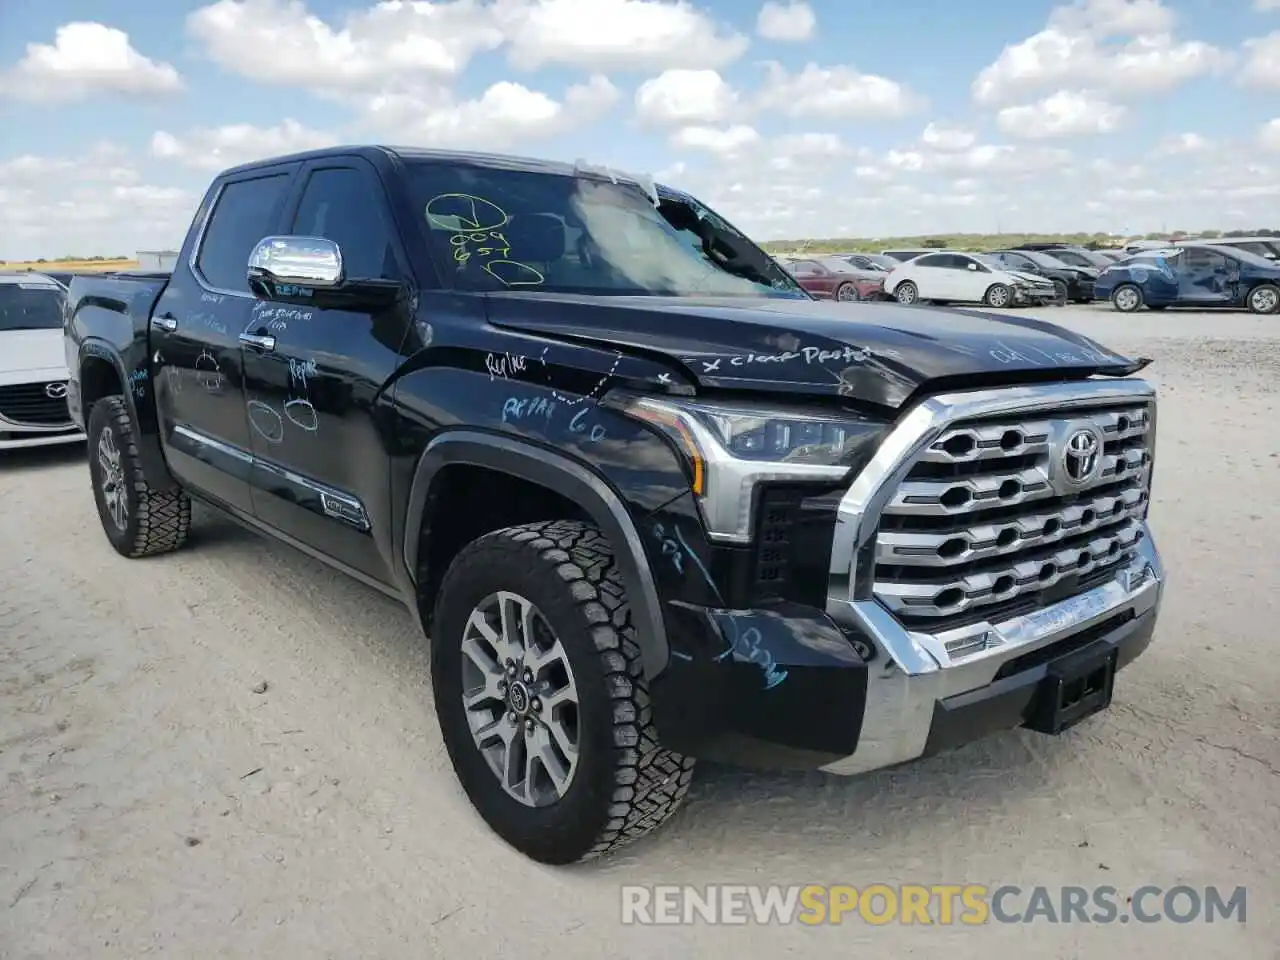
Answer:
[64,146,1166,865]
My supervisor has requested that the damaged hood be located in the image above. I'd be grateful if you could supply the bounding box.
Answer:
[483,292,1143,409]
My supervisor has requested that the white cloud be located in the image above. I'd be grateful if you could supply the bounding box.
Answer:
[1240,32,1280,87]
[996,89,1127,139]
[635,69,741,126]
[496,0,748,71]
[972,0,1231,104]
[0,144,192,260]
[670,124,761,154]
[0,22,182,102]
[756,61,923,119]
[921,122,977,152]
[1257,0,1280,10]
[356,75,620,150]
[149,120,341,172]
[186,0,741,141]
[1155,132,1211,154]
[755,1,816,42]
[1261,119,1280,151]
[188,0,504,92]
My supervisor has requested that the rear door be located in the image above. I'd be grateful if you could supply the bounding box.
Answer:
[239,157,416,588]
[151,165,298,514]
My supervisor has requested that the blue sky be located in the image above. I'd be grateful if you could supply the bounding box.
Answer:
[1,0,1278,258]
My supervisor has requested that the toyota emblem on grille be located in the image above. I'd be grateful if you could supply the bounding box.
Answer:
[45,381,69,399]
[1061,428,1100,484]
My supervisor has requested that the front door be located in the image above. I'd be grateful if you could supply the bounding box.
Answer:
[151,168,297,514]
[240,159,416,588]
[790,260,834,297]
[1177,248,1233,304]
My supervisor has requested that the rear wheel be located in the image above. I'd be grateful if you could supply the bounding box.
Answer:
[1247,283,1279,315]
[431,519,696,865]
[1112,284,1143,312]
[894,281,918,305]
[984,283,1013,308]
[86,395,191,558]
[1052,280,1068,306]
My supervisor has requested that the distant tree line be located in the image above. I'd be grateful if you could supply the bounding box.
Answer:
[28,255,132,263]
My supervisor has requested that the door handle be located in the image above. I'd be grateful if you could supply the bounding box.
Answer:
[151,314,178,332]
[239,332,276,351]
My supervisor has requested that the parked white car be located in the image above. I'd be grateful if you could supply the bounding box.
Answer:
[0,272,85,450]
[883,251,1058,308]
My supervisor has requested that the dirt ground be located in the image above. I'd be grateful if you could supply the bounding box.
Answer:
[2,305,1277,959]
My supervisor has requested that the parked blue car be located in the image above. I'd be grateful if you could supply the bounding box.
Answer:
[1095,244,1280,314]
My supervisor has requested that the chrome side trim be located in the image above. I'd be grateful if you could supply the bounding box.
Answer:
[173,424,371,532]
[173,424,252,463]
[0,411,80,433]
[822,379,1163,776]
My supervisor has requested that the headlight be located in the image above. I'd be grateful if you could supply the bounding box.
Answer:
[605,392,882,542]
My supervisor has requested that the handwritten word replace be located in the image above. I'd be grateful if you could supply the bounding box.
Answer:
[485,352,528,380]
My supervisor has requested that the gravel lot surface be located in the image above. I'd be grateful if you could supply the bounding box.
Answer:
[2,305,1277,959]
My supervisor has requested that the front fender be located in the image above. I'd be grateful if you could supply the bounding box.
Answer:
[403,430,674,679]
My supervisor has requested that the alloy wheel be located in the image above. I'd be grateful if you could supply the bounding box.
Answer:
[460,591,580,807]
[97,426,128,531]
[1250,287,1278,313]
[1114,287,1140,311]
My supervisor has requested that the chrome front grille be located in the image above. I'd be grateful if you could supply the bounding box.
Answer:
[0,381,73,427]
[873,401,1153,635]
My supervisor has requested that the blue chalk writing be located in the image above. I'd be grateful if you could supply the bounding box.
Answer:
[196,314,229,336]
[651,522,684,575]
[569,406,606,442]
[715,619,788,689]
[277,284,314,297]
[502,395,556,424]
[128,368,147,400]
[673,524,720,603]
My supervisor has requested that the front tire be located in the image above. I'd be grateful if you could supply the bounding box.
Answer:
[835,282,859,302]
[431,519,696,865]
[86,395,191,558]
[1052,280,1068,306]
[1111,284,1143,312]
[984,283,1013,308]
[894,281,918,305]
[1247,283,1279,315]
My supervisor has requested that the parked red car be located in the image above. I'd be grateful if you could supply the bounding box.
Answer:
[783,257,886,301]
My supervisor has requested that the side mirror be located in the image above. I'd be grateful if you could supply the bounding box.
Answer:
[247,235,403,311]
[967,262,978,271]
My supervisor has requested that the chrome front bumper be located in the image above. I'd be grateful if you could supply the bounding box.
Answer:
[820,379,1166,776]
